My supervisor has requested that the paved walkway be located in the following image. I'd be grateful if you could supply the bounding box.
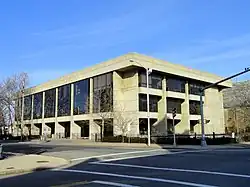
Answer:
[0,154,69,176]
[40,139,250,149]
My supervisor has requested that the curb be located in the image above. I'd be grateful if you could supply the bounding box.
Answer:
[0,155,70,176]
[0,162,70,176]
[0,167,46,176]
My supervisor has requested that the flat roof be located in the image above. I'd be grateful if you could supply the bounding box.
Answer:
[24,52,232,95]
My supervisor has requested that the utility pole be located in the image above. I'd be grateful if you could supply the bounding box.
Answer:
[146,68,153,146]
[129,59,153,146]
[200,68,250,147]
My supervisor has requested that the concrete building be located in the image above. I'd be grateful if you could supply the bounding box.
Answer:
[15,53,232,140]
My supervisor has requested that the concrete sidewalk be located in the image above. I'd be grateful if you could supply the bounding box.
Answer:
[0,154,69,176]
[42,139,249,149]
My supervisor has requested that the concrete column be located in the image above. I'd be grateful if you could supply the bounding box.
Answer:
[21,95,24,124]
[41,92,45,135]
[89,78,94,140]
[71,121,81,139]
[42,92,45,119]
[70,83,74,139]
[202,88,225,134]
[153,76,167,136]
[55,88,59,138]
[30,95,34,136]
[176,81,190,134]
[31,95,34,121]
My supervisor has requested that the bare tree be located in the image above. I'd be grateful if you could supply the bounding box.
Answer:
[86,86,136,142]
[113,104,137,142]
[0,73,29,138]
[224,81,250,139]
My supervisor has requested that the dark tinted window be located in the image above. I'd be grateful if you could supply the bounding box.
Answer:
[15,98,22,121]
[167,97,184,113]
[33,92,43,119]
[93,73,113,113]
[74,79,89,115]
[58,84,71,116]
[139,94,147,112]
[189,82,205,95]
[139,94,160,112]
[23,95,32,120]
[139,118,157,135]
[138,71,162,89]
[166,78,185,93]
[189,100,201,115]
[44,89,56,118]
[104,119,113,137]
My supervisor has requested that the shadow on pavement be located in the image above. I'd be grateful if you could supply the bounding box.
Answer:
[1,149,250,187]
[2,143,53,155]
[0,158,100,187]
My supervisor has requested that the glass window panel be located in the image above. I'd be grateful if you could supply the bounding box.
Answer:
[189,82,205,95]
[149,95,160,112]
[93,72,113,113]
[138,71,162,89]
[15,98,23,122]
[74,79,90,115]
[44,89,56,118]
[189,100,201,115]
[58,84,71,117]
[167,97,184,113]
[139,94,160,112]
[33,92,43,119]
[23,95,32,120]
[166,78,186,93]
[104,118,113,137]
[139,94,147,112]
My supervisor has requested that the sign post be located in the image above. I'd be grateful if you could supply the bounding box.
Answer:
[172,108,177,147]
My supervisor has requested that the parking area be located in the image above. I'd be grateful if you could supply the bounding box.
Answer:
[1,147,250,187]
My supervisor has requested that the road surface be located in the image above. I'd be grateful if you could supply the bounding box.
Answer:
[1,144,250,187]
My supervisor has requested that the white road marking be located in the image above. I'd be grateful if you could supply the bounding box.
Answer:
[92,153,167,163]
[92,149,210,163]
[70,149,166,162]
[92,162,250,179]
[54,168,219,187]
[168,149,210,154]
[92,180,139,187]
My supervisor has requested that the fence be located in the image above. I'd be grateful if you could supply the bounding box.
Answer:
[93,133,236,145]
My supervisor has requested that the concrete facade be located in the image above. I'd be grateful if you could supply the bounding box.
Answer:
[15,53,232,139]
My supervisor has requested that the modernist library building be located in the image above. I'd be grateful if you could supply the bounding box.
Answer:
[15,53,232,139]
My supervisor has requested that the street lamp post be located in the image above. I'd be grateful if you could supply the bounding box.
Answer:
[129,59,152,146]
[146,68,151,146]
[199,68,250,147]
[199,91,207,147]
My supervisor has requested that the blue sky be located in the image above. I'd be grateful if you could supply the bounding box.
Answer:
[1,0,250,87]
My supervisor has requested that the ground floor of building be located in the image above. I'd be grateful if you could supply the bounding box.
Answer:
[12,114,225,140]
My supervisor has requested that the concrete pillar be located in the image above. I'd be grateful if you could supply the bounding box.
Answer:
[42,91,45,119]
[122,70,139,136]
[41,92,45,135]
[175,81,190,134]
[21,94,24,126]
[71,121,81,139]
[203,88,225,134]
[70,83,74,139]
[31,95,34,121]
[153,76,167,136]
[30,95,34,135]
[55,88,59,137]
[89,78,94,140]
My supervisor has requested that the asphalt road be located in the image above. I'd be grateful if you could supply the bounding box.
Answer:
[1,146,250,187]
